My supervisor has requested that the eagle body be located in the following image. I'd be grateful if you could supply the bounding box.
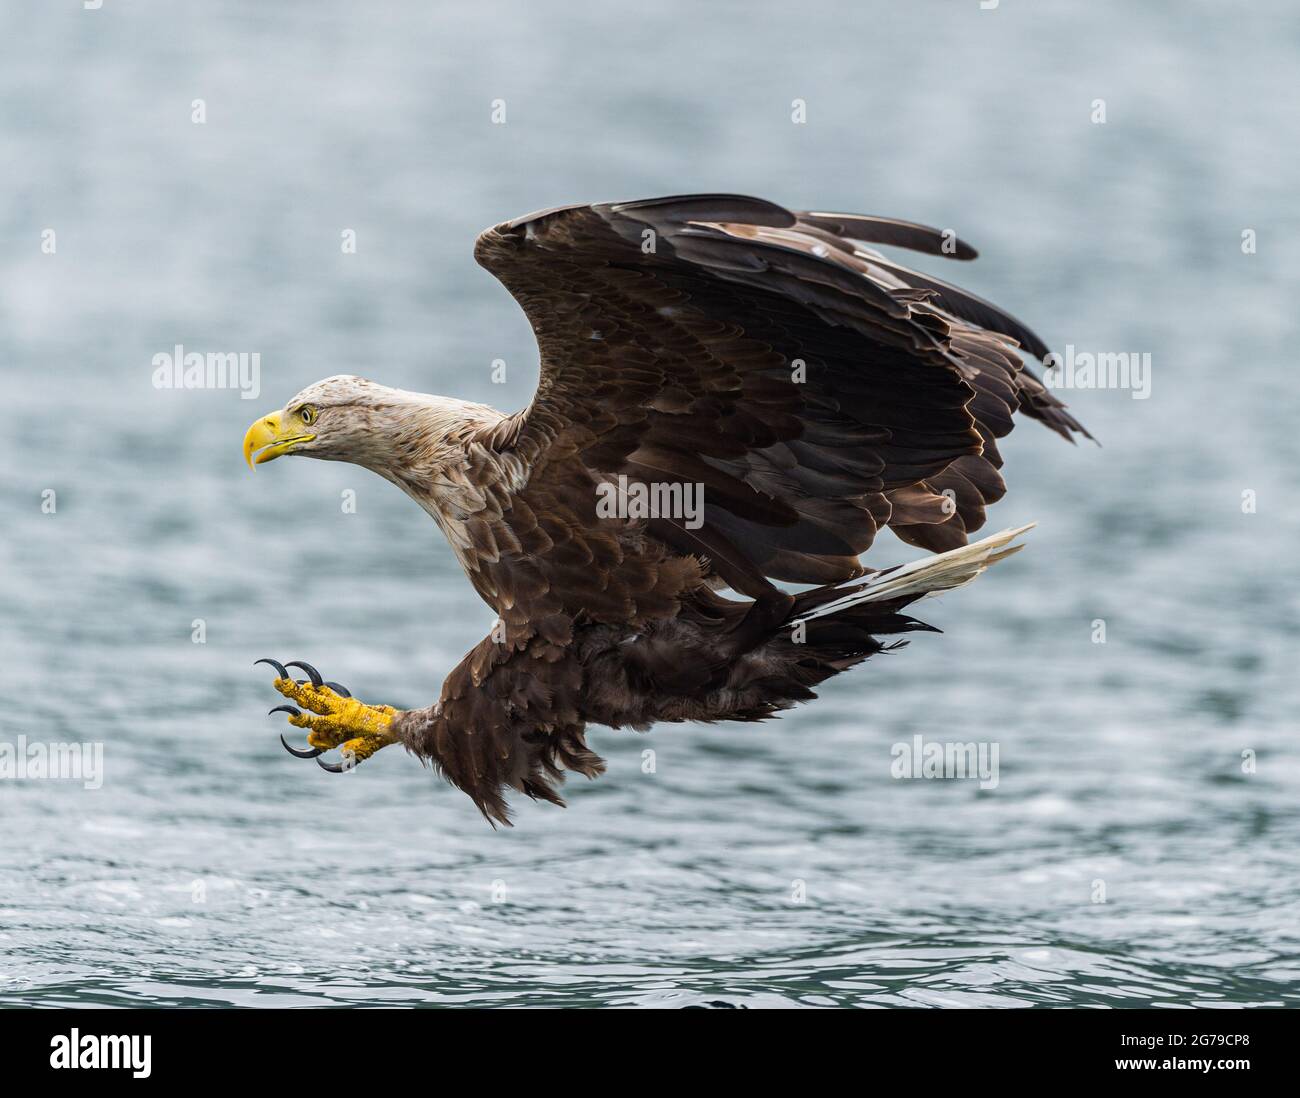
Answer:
[244,194,1087,825]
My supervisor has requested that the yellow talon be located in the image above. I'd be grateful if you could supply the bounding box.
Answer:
[262,667,398,768]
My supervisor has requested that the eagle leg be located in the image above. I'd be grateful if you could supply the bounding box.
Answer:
[256,658,400,772]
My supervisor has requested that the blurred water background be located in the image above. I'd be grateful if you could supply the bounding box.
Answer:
[1,0,1297,1007]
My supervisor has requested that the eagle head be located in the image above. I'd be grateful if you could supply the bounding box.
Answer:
[243,375,497,475]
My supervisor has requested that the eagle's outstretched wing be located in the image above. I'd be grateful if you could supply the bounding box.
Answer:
[471,194,1087,613]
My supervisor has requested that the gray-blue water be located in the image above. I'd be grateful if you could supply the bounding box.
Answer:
[1,1,1297,1007]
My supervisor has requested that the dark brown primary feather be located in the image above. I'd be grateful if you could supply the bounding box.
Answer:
[796,209,981,261]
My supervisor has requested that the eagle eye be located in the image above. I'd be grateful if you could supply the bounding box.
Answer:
[300,406,316,426]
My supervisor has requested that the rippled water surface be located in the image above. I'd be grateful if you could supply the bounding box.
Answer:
[2,1,1298,1007]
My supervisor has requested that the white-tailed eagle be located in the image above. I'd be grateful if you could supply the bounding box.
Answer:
[242,194,1088,825]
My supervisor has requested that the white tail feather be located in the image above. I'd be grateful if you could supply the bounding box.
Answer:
[793,524,1036,624]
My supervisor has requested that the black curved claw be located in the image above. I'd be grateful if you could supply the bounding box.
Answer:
[280,733,322,759]
[268,704,301,718]
[254,657,289,678]
[323,681,352,698]
[317,756,347,774]
[285,660,323,687]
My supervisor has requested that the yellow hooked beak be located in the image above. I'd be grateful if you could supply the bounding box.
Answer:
[243,411,316,468]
